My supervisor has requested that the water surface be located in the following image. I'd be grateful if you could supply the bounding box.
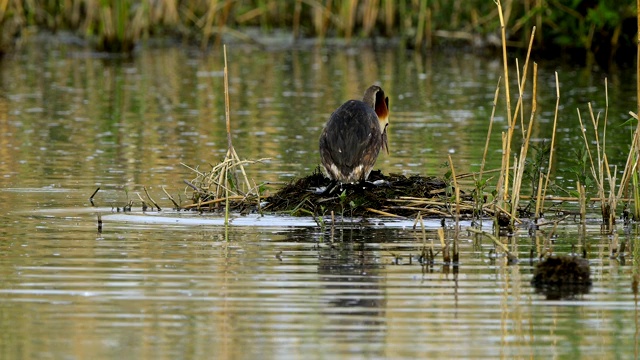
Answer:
[1,40,640,359]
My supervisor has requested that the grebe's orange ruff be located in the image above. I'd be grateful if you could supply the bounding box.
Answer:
[319,85,389,183]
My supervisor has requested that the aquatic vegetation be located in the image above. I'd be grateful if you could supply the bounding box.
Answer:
[0,0,635,60]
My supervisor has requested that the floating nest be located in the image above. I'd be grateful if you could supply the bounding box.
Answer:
[531,255,592,300]
[181,160,490,219]
[262,167,479,218]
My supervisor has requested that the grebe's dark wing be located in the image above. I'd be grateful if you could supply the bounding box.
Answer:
[320,100,382,182]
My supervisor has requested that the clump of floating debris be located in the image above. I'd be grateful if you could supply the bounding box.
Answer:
[531,255,592,300]
[181,157,266,214]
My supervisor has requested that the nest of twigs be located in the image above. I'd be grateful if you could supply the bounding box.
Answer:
[180,163,496,219]
[262,167,481,218]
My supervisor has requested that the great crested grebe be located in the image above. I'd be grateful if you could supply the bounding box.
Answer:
[319,85,389,183]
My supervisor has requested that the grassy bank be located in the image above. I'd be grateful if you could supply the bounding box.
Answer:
[0,1,636,62]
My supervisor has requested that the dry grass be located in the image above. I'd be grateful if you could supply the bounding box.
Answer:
[468,0,640,234]
[181,45,268,217]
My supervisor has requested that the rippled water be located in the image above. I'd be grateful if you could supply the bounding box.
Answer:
[1,39,640,359]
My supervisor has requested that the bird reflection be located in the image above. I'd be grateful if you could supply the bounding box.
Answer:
[314,227,387,356]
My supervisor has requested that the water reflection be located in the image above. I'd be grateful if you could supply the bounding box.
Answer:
[1,42,635,197]
[314,228,385,357]
[1,206,640,358]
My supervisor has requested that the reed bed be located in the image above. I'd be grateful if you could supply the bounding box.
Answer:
[0,0,634,56]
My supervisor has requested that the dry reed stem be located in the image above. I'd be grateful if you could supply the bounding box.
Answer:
[495,10,536,211]
[495,132,507,204]
[603,80,609,158]
[135,192,147,208]
[448,154,461,219]
[390,206,450,217]
[414,213,434,264]
[394,196,446,203]
[162,186,181,209]
[618,111,640,197]
[438,228,449,263]
[224,44,232,148]
[539,72,561,218]
[588,102,605,203]
[89,187,100,206]
[448,154,461,262]
[578,80,617,226]
[182,195,245,208]
[510,63,537,222]
[412,212,422,228]
[492,203,522,225]
[601,81,617,227]
[578,180,586,224]
[513,27,536,136]
[181,163,205,177]
[496,0,513,203]
[576,107,604,224]
[576,110,598,186]
[224,45,237,223]
[479,79,501,182]
[384,0,394,34]
[222,45,232,213]
[520,195,636,202]
[458,167,507,180]
[467,227,517,262]
[516,58,524,135]
[362,0,379,37]
[389,198,475,211]
[534,171,544,218]
[144,186,161,211]
[366,208,401,217]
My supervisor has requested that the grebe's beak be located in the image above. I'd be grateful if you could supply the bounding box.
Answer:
[382,123,389,155]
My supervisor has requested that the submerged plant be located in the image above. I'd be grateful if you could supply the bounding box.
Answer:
[471,177,489,221]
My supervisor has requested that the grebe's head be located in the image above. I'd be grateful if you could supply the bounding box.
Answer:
[362,85,389,135]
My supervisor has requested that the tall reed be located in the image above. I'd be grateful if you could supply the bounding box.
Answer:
[493,0,542,227]
[181,45,267,218]
[576,83,618,229]
[621,0,640,220]
[538,72,560,219]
